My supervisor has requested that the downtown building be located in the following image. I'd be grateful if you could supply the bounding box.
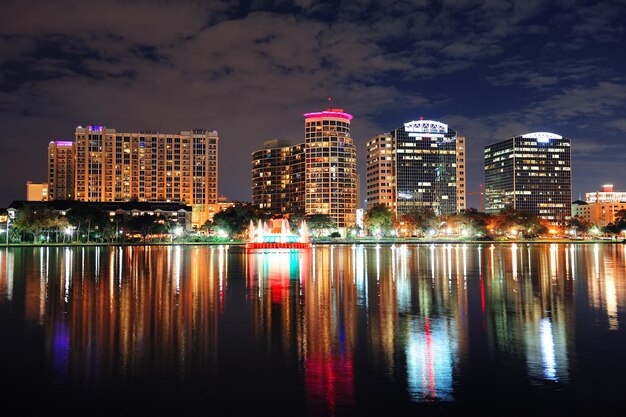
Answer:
[304,108,357,229]
[251,139,305,214]
[484,132,572,225]
[47,125,219,227]
[251,108,358,232]
[48,140,75,200]
[366,119,466,216]
[572,184,626,227]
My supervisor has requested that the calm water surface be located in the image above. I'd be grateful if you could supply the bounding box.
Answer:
[1,243,625,416]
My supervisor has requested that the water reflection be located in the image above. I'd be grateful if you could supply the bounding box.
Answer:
[0,243,625,415]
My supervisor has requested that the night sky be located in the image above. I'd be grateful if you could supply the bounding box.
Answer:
[1,0,625,209]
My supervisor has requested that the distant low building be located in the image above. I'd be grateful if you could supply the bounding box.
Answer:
[218,195,236,212]
[26,181,49,201]
[572,199,626,227]
[585,184,626,203]
[7,200,193,231]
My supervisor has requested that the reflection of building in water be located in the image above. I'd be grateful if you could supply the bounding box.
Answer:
[483,244,572,383]
[305,246,356,414]
[406,318,456,401]
[399,244,466,402]
[0,249,14,301]
[21,246,227,386]
[583,244,625,331]
[246,246,357,415]
[246,249,307,360]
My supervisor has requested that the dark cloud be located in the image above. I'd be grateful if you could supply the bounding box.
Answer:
[0,0,624,208]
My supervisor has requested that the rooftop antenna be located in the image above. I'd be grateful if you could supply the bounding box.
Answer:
[328,96,332,109]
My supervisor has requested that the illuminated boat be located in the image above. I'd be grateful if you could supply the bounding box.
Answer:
[245,218,312,250]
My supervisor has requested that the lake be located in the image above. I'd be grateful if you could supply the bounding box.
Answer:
[1,243,625,416]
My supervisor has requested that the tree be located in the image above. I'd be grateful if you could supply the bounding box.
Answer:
[127,214,161,242]
[305,214,336,238]
[567,215,591,237]
[399,208,438,237]
[11,205,64,243]
[212,202,270,239]
[455,208,490,237]
[66,204,111,242]
[603,209,626,235]
[364,204,394,236]
[491,207,547,237]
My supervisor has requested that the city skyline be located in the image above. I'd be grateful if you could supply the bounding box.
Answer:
[1,1,625,209]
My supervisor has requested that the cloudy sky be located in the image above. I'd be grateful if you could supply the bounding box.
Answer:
[1,0,625,208]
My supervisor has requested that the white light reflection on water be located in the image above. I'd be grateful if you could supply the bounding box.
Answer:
[539,318,558,381]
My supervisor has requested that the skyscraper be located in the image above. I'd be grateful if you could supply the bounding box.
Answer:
[47,140,75,200]
[366,119,466,216]
[63,125,218,227]
[484,132,572,225]
[304,108,357,230]
[251,139,305,214]
[365,134,395,210]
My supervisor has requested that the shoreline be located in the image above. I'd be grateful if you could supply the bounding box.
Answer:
[1,238,624,248]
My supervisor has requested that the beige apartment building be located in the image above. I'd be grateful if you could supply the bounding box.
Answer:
[48,140,75,200]
[573,185,626,227]
[25,181,49,201]
[48,125,218,227]
[304,108,357,230]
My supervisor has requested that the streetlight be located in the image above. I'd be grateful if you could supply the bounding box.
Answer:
[5,217,10,246]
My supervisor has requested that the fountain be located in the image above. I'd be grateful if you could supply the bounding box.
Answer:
[246,218,312,250]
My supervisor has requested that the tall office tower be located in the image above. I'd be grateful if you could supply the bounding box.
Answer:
[47,140,75,200]
[484,132,572,225]
[73,125,218,227]
[365,134,395,210]
[304,108,358,230]
[251,139,305,214]
[366,120,465,216]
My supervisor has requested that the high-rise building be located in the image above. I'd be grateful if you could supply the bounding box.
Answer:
[251,139,305,214]
[365,119,466,216]
[366,134,395,210]
[68,125,218,227]
[25,181,48,201]
[304,108,357,230]
[572,200,626,227]
[48,140,75,200]
[484,132,572,225]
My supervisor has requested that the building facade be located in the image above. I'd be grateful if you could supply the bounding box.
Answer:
[304,108,357,230]
[26,181,49,201]
[251,139,305,214]
[585,184,626,203]
[571,185,626,227]
[366,134,395,210]
[484,132,572,225]
[50,125,218,227]
[48,140,75,200]
[572,200,626,227]
[365,120,466,216]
